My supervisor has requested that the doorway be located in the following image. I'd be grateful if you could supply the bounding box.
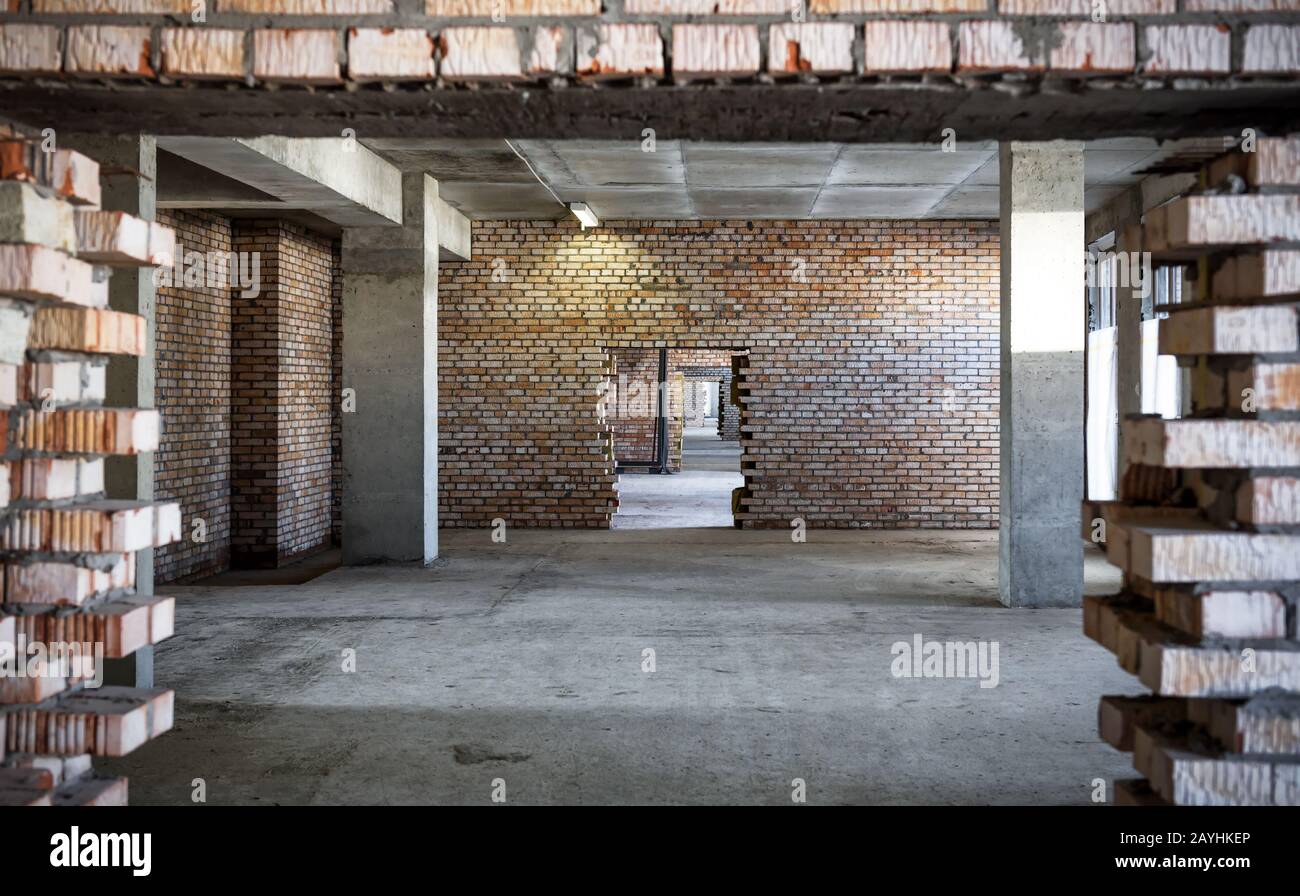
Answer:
[608,348,744,528]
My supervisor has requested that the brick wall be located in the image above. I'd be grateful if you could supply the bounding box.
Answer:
[610,347,660,466]
[1,6,1296,84]
[273,222,335,561]
[154,209,233,583]
[154,214,339,580]
[440,218,1000,529]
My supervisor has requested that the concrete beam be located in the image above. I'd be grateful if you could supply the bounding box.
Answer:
[999,140,1086,609]
[341,173,439,565]
[155,136,403,228]
[436,196,471,262]
[6,81,1299,143]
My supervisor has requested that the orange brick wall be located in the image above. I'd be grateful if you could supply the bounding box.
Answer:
[154,214,340,581]
[154,209,233,583]
[440,218,1000,529]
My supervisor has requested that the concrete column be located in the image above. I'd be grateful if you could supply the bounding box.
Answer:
[341,173,439,564]
[67,134,156,684]
[998,141,1086,608]
[1114,222,1143,471]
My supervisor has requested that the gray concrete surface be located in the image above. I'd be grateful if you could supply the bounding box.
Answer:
[103,528,1134,805]
[614,426,741,529]
[341,172,439,565]
[999,141,1086,608]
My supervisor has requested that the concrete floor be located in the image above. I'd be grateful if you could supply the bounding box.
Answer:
[614,424,743,529]
[103,518,1135,805]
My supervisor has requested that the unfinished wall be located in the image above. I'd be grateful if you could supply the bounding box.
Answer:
[440,218,999,529]
[154,210,234,583]
[153,216,340,580]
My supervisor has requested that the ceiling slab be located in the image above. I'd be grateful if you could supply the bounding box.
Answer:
[683,143,840,188]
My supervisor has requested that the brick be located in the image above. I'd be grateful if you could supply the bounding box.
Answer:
[253,29,341,84]
[1243,25,1300,74]
[1124,418,1300,468]
[9,458,104,501]
[1158,305,1298,356]
[4,555,135,607]
[672,25,760,79]
[50,775,129,807]
[957,21,1042,73]
[28,306,148,356]
[0,302,31,366]
[439,27,522,79]
[1208,137,1300,190]
[1146,195,1300,255]
[3,756,93,790]
[3,687,173,758]
[1154,588,1288,639]
[1186,0,1300,10]
[625,0,785,11]
[0,366,14,409]
[1143,25,1232,76]
[1049,22,1134,73]
[863,21,951,73]
[33,0,187,9]
[428,0,598,12]
[75,209,155,264]
[0,501,182,553]
[1212,251,1300,301]
[0,25,61,75]
[12,596,175,660]
[527,25,568,75]
[577,24,664,78]
[0,143,101,208]
[0,182,77,253]
[1195,695,1300,755]
[7,407,160,454]
[1135,728,1276,805]
[160,28,246,80]
[769,23,855,76]
[19,359,107,407]
[65,26,154,78]
[1087,595,1300,697]
[1236,475,1300,524]
[0,245,101,307]
[348,28,436,81]
[221,0,391,9]
[1000,0,1174,10]
[811,0,985,10]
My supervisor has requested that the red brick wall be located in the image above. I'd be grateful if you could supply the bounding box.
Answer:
[274,223,335,561]
[230,221,281,567]
[154,209,233,582]
[609,348,660,466]
[439,218,1000,529]
[154,215,339,580]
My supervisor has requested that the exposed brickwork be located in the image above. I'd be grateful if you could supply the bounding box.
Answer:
[154,210,233,584]
[1,12,1295,84]
[440,219,1000,529]
[230,220,335,566]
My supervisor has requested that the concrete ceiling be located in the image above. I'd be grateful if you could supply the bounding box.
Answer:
[362,137,1225,222]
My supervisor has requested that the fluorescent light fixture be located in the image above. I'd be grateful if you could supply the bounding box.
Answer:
[569,202,599,229]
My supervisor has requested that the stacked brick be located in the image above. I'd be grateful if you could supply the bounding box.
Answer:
[0,4,1296,83]
[441,219,999,529]
[1083,135,1300,806]
[0,139,177,806]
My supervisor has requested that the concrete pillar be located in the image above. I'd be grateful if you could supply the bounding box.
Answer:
[67,134,156,684]
[998,141,1086,608]
[341,173,439,564]
[1114,222,1143,471]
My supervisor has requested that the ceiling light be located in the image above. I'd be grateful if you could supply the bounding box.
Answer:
[569,202,599,230]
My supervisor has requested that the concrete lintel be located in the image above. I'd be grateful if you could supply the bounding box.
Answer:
[156,136,403,228]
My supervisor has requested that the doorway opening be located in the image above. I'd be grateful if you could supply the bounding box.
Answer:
[607,348,746,529]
